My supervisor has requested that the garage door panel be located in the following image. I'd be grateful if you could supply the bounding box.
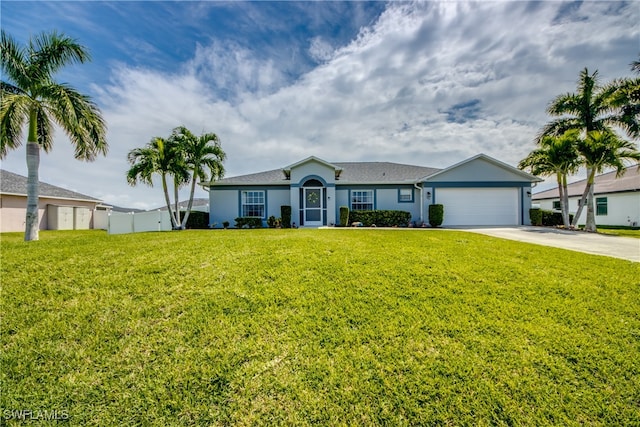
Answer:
[436,188,519,226]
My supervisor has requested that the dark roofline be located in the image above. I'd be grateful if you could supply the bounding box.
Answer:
[0,169,102,202]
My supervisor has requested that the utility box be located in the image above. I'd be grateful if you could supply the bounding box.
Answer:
[47,205,74,230]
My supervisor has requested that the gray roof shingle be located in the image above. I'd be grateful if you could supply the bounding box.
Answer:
[533,166,640,200]
[0,169,102,202]
[209,162,441,186]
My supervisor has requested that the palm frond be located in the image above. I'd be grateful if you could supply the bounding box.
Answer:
[0,93,29,158]
[44,83,107,160]
[0,30,29,89]
[34,103,54,151]
[28,30,90,80]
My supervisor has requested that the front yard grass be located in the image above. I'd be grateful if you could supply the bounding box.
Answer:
[1,229,638,425]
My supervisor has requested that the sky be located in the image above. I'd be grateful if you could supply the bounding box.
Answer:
[1,1,638,210]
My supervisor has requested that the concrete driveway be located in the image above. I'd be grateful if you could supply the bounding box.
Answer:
[458,226,640,262]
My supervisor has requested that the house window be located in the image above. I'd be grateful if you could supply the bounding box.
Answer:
[552,200,561,210]
[351,190,373,211]
[241,191,265,217]
[596,197,607,216]
[399,188,413,203]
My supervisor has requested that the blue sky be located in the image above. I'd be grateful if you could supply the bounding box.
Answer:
[1,1,638,209]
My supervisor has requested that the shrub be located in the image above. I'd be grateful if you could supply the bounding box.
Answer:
[182,211,209,229]
[234,217,263,229]
[281,206,292,228]
[339,206,350,227]
[529,208,542,226]
[222,221,230,229]
[348,210,411,227]
[428,204,444,227]
[267,216,281,228]
[540,210,573,227]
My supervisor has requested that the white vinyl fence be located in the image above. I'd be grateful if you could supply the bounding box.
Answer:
[108,210,172,235]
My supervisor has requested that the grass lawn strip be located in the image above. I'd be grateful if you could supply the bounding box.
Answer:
[1,230,638,425]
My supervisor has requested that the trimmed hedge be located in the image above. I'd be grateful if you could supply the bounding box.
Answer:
[182,211,209,229]
[339,206,350,227]
[428,204,444,227]
[281,205,292,228]
[267,216,281,228]
[541,210,573,227]
[348,210,411,227]
[234,217,263,229]
[529,208,543,226]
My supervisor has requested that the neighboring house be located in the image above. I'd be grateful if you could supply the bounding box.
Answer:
[0,169,109,232]
[157,198,210,213]
[203,154,541,228]
[533,166,640,227]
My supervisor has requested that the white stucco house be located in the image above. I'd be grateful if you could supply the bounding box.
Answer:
[203,154,541,228]
[533,166,640,227]
[0,169,110,232]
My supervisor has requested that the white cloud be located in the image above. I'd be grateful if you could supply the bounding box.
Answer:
[308,36,334,63]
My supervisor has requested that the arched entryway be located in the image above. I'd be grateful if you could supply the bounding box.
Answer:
[300,179,325,227]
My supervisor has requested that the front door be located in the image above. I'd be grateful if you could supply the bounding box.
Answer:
[304,188,323,226]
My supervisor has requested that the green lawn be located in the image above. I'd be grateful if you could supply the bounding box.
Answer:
[1,229,638,425]
[596,228,640,238]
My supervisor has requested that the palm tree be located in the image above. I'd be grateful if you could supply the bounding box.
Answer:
[126,137,189,229]
[539,68,639,231]
[572,130,640,231]
[519,130,581,227]
[0,30,107,241]
[169,126,226,229]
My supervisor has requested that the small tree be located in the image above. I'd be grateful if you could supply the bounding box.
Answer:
[169,126,225,229]
[126,137,189,229]
[281,205,292,228]
[428,204,444,227]
[572,130,639,231]
[339,206,349,227]
[519,130,580,228]
[0,30,108,241]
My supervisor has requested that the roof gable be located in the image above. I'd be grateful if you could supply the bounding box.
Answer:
[423,154,541,183]
[0,169,102,202]
[283,156,342,173]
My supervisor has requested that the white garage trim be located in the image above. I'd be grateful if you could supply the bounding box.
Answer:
[435,187,520,226]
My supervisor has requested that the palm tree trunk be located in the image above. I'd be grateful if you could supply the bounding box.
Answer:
[571,167,596,228]
[585,179,597,232]
[174,179,182,229]
[556,172,568,228]
[181,167,199,229]
[161,174,178,228]
[561,173,570,228]
[24,110,40,241]
[25,142,40,241]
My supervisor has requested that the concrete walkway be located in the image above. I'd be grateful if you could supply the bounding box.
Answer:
[458,226,640,263]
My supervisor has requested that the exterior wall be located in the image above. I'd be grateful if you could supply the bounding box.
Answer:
[0,194,98,232]
[428,157,530,182]
[521,187,533,225]
[209,186,290,228]
[536,192,640,226]
[267,188,291,222]
[335,185,422,224]
[210,188,239,227]
[290,160,338,227]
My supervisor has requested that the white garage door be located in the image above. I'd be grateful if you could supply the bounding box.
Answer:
[436,188,520,226]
